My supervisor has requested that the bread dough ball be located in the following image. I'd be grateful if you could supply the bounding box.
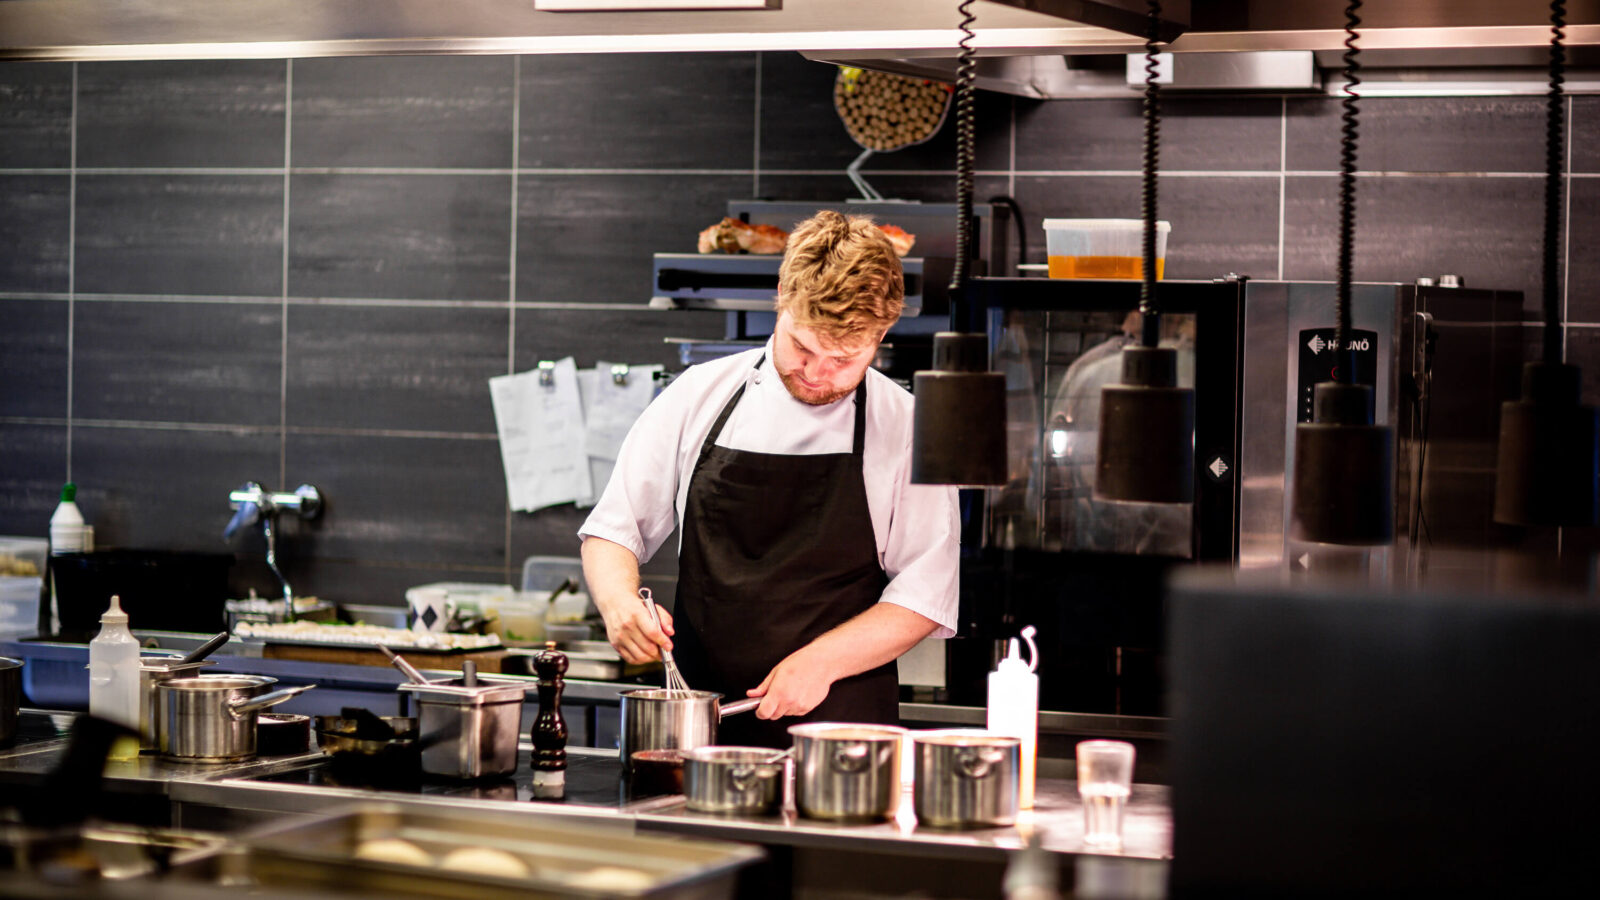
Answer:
[566,866,654,892]
[438,847,531,880]
[353,838,432,867]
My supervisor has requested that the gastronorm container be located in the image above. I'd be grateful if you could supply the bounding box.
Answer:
[789,722,907,822]
[683,746,785,817]
[398,680,525,779]
[911,730,1021,829]
[166,804,763,899]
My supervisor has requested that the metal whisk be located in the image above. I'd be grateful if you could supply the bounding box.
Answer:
[640,587,692,696]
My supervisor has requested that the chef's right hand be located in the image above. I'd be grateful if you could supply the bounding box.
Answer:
[601,601,674,666]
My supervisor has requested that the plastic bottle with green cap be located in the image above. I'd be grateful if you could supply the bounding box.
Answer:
[49,482,89,555]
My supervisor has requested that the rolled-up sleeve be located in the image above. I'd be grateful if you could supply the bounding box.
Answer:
[878,431,960,638]
[578,379,685,565]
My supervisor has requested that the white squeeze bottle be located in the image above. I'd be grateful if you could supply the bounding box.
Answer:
[49,482,88,554]
[988,625,1040,809]
[89,594,141,758]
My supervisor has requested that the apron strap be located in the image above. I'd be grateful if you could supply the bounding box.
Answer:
[852,379,867,457]
[696,353,764,467]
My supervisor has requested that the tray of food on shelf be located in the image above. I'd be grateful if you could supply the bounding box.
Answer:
[233,620,501,652]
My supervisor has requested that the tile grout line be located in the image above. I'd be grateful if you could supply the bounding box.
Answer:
[753,52,762,198]
[1277,96,1287,281]
[280,59,293,489]
[66,62,77,482]
[506,55,523,580]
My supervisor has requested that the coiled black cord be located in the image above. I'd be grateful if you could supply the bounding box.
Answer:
[1139,0,1162,348]
[1544,0,1567,364]
[950,0,977,293]
[1335,0,1362,383]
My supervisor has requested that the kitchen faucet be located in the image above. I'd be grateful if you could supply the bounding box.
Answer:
[224,482,322,622]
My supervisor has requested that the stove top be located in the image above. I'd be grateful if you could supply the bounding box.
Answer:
[247,749,673,810]
[3,711,73,753]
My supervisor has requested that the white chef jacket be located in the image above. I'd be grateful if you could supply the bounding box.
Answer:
[578,339,960,638]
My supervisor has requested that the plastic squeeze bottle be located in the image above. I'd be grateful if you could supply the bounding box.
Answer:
[89,594,141,759]
[49,482,90,554]
[988,625,1040,809]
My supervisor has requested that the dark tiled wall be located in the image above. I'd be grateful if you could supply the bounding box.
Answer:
[1,54,1595,605]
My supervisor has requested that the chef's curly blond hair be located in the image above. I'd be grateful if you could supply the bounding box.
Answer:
[777,211,904,347]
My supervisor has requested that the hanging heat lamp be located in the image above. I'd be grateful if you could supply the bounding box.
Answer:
[911,0,1006,487]
[1094,0,1195,504]
[1493,0,1600,527]
[1288,0,1394,545]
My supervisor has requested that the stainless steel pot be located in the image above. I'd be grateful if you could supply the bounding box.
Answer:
[137,659,215,750]
[683,746,786,816]
[912,730,1021,829]
[789,722,906,822]
[0,657,20,748]
[619,689,761,772]
[157,675,314,762]
[398,680,525,779]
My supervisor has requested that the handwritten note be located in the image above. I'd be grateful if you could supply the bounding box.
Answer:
[489,358,593,512]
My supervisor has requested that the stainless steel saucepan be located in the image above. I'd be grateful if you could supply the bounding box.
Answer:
[619,689,760,771]
[157,674,314,762]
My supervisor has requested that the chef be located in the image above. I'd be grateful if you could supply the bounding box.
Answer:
[579,210,959,747]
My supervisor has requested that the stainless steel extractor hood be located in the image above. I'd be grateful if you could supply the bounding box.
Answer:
[0,0,1160,62]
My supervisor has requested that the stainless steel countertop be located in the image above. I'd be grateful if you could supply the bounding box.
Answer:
[2,711,1171,861]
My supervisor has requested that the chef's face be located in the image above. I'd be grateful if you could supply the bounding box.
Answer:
[773,311,883,406]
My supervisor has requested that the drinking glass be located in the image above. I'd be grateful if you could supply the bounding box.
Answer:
[1077,740,1135,849]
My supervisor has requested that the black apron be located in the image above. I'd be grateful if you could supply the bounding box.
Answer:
[673,355,898,749]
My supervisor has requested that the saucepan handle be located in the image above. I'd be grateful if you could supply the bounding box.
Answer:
[719,697,761,719]
[228,684,315,718]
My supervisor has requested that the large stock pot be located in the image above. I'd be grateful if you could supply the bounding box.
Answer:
[789,722,906,822]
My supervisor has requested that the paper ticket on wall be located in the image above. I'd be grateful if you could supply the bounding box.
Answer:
[489,358,594,512]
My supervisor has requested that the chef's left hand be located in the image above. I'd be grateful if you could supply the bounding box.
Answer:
[747,650,833,719]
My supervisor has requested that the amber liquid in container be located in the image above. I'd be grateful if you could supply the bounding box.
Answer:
[1047,255,1165,280]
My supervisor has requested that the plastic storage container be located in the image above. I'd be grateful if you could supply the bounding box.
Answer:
[0,537,47,637]
[1044,219,1169,280]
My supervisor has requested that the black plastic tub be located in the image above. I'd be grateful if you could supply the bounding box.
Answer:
[0,657,19,747]
[51,551,233,642]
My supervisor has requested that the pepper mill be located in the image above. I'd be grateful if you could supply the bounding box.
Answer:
[530,641,568,799]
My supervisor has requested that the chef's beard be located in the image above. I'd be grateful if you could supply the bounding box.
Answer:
[778,368,860,406]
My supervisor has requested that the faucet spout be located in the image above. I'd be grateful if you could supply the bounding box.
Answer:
[224,481,321,623]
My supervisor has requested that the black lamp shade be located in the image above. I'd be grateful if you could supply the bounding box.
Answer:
[1095,345,1195,504]
[1290,381,1395,545]
[1493,361,1599,527]
[911,333,1007,486]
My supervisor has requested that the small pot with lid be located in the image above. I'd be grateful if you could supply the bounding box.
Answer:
[912,730,1021,829]
[157,674,314,762]
[790,722,906,822]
